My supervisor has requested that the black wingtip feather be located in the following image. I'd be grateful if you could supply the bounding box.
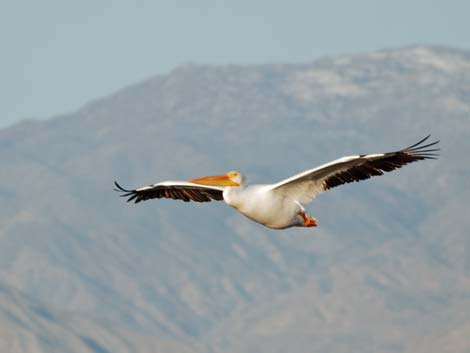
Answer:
[114,181,133,193]
[402,135,440,160]
[113,181,140,203]
[407,140,440,152]
[404,134,431,150]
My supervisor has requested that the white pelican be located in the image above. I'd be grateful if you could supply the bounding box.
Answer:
[115,135,439,229]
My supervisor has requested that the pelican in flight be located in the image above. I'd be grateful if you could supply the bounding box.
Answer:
[115,135,438,229]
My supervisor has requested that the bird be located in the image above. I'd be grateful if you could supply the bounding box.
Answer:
[114,135,439,229]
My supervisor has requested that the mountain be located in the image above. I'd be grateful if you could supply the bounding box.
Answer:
[0,45,469,353]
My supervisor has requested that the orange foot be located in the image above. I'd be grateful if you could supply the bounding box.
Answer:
[300,211,318,227]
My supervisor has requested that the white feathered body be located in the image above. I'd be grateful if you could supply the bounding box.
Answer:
[223,185,304,229]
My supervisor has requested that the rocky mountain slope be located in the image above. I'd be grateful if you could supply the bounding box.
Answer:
[0,45,468,352]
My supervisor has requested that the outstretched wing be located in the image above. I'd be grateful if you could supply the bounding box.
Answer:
[268,135,439,204]
[114,181,225,203]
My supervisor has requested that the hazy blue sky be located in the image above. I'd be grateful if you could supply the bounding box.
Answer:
[2,0,470,127]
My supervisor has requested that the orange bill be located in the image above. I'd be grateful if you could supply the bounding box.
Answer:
[188,173,239,187]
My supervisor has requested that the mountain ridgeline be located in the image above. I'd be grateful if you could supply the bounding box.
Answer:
[0,46,469,353]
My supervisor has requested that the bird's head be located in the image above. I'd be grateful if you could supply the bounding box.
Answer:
[188,170,244,187]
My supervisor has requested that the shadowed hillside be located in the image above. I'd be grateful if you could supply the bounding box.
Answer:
[0,46,469,353]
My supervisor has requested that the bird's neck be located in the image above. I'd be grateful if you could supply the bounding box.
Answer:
[223,185,246,209]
